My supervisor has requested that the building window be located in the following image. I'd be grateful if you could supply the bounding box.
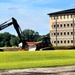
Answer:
[70,14,73,18]
[54,25,56,28]
[64,32,66,35]
[67,15,69,19]
[52,41,53,43]
[51,17,53,20]
[64,24,66,27]
[57,16,59,19]
[51,33,53,36]
[52,25,54,28]
[71,40,73,43]
[67,32,69,35]
[68,40,69,43]
[54,41,56,43]
[57,33,59,35]
[71,24,73,27]
[57,24,59,27]
[71,32,73,35]
[60,32,62,35]
[61,41,63,43]
[57,41,59,43]
[54,16,55,20]
[64,15,65,19]
[54,33,56,36]
[67,24,69,27]
[64,40,66,43]
[60,15,62,19]
[60,24,62,27]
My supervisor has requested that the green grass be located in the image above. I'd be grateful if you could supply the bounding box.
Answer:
[0,50,75,70]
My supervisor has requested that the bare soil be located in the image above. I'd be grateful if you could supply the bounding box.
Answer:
[0,65,75,75]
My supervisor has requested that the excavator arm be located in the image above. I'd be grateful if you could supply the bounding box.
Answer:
[0,22,12,30]
[12,18,23,42]
[0,17,28,49]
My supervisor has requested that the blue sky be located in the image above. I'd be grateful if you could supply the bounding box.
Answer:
[0,0,75,35]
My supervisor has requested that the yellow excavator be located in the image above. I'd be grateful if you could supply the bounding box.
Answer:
[0,17,53,50]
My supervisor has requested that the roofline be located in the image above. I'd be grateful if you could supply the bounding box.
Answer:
[47,8,75,15]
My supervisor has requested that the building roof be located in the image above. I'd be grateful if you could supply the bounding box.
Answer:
[48,8,75,15]
[18,42,36,47]
[27,42,36,45]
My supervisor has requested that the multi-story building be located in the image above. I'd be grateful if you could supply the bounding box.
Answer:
[48,8,75,46]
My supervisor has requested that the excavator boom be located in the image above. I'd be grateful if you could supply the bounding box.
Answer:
[0,22,12,30]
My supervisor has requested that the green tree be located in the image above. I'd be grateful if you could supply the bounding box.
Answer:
[0,33,5,47]
[45,33,50,38]
[2,32,11,47]
[37,33,50,42]
[0,32,19,47]
[10,35,19,47]
[22,29,40,42]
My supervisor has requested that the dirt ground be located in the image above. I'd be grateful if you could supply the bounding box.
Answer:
[0,65,75,75]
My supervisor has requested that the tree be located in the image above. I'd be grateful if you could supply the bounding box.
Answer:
[10,35,19,46]
[45,33,50,38]
[2,32,11,47]
[0,33,5,47]
[37,33,50,42]
[22,29,40,42]
[0,32,19,47]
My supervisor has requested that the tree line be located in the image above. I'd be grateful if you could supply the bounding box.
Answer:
[0,29,50,47]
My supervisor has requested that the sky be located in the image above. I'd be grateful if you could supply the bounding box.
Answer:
[0,0,75,35]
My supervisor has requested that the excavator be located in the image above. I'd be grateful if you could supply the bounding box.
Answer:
[0,17,53,50]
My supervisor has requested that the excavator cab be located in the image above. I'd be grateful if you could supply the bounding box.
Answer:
[41,37,51,47]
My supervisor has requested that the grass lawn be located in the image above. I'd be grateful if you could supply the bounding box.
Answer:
[0,50,75,70]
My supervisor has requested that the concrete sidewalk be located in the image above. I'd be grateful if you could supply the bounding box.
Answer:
[0,65,75,75]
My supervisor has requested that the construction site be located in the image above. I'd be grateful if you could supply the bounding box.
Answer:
[0,17,54,51]
[1,8,75,51]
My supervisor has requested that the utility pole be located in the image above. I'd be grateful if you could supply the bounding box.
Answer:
[55,15,57,46]
[73,14,75,46]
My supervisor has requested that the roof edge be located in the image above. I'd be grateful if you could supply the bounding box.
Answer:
[48,8,75,15]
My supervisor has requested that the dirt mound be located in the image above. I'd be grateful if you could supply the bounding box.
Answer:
[3,47,20,51]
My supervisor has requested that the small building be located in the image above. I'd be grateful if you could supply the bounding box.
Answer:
[18,42,36,47]
[27,42,36,46]
[48,8,75,46]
